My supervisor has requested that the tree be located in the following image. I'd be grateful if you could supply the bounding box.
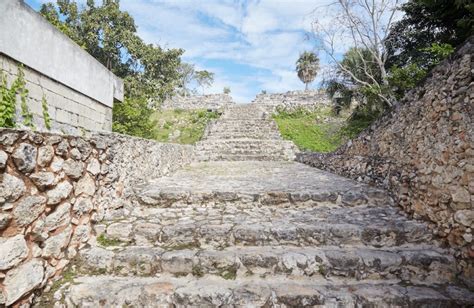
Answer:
[223,87,231,94]
[177,63,196,96]
[40,0,183,103]
[296,51,320,90]
[112,96,157,139]
[40,0,184,138]
[312,0,401,107]
[194,70,214,94]
[386,0,472,69]
[384,0,469,99]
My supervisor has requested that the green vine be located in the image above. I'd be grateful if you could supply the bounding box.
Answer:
[0,66,35,128]
[42,94,52,130]
[17,66,34,128]
[0,72,18,128]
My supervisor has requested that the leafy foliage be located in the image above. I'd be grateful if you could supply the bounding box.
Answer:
[42,95,52,130]
[41,0,184,103]
[386,0,472,69]
[0,67,33,128]
[194,70,215,94]
[41,0,185,138]
[17,68,34,128]
[0,72,19,128]
[112,96,158,139]
[296,51,320,90]
[223,87,231,94]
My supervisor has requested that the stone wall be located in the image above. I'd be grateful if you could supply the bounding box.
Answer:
[162,94,235,110]
[0,128,194,306]
[0,1,123,134]
[251,90,331,111]
[297,38,473,257]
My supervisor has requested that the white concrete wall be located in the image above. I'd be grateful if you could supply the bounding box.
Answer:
[1,54,112,134]
[0,0,123,108]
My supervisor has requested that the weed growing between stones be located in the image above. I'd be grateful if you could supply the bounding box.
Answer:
[97,234,124,247]
[192,264,205,277]
[164,242,200,251]
[219,265,238,280]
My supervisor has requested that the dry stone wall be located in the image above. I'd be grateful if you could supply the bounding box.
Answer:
[297,38,473,259]
[251,90,331,111]
[162,94,234,110]
[0,128,194,306]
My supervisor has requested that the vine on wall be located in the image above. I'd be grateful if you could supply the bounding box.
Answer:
[0,66,35,128]
[42,94,52,130]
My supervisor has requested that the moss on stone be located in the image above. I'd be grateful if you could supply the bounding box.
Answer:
[97,234,123,247]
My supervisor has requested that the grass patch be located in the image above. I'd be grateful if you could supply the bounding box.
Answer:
[152,108,220,144]
[273,107,345,153]
[97,234,123,247]
[273,106,374,153]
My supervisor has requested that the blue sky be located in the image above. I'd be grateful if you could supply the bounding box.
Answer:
[26,0,329,103]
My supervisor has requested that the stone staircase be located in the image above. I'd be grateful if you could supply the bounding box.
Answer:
[196,104,298,161]
[40,160,474,307]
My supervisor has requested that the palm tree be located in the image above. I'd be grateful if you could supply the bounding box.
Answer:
[296,51,320,90]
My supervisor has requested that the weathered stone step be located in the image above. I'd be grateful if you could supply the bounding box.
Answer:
[77,245,456,285]
[139,186,388,208]
[138,162,391,208]
[203,131,281,140]
[99,206,432,249]
[196,153,293,161]
[45,274,474,307]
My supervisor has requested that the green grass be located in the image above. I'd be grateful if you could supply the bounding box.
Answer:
[273,106,373,153]
[97,234,123,247]
[152,108,220,144]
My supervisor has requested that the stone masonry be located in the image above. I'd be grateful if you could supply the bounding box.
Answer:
[0,128,193,306]
[162,94,235,110]
[297,36,474,281]
[36,102,474,306]
[252,90,331,112]
[196,104,298,161]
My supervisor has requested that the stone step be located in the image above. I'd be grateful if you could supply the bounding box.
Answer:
[196,153,293,161]
[77,245,457,285]
[99,206,433,249]
[203,130,282,139]
[197,139,294,148]
[45,275,474,307]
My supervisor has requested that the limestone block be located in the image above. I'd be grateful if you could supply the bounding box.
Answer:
[3,259,44,306]
[73,197,93,215]
[63,158,84,180]
[30,172,56,190]
[13,195,47,227]
[87,158,101,175]
[74,174,96,196]
[454,210,474,227]
[42,226,72,258]
[0,235,28,270]
[12,143,37,173]
[0,213,11,230]
[47,181,73,205]
[44,202,72,231]
[50,156,64,172]
[0,173,25,203]
[0,150,7,170]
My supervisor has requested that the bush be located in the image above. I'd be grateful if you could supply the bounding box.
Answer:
[112,96,157,139]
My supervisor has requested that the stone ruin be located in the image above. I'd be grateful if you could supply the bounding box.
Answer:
[161,94,235,110]
[251,89,332,111]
